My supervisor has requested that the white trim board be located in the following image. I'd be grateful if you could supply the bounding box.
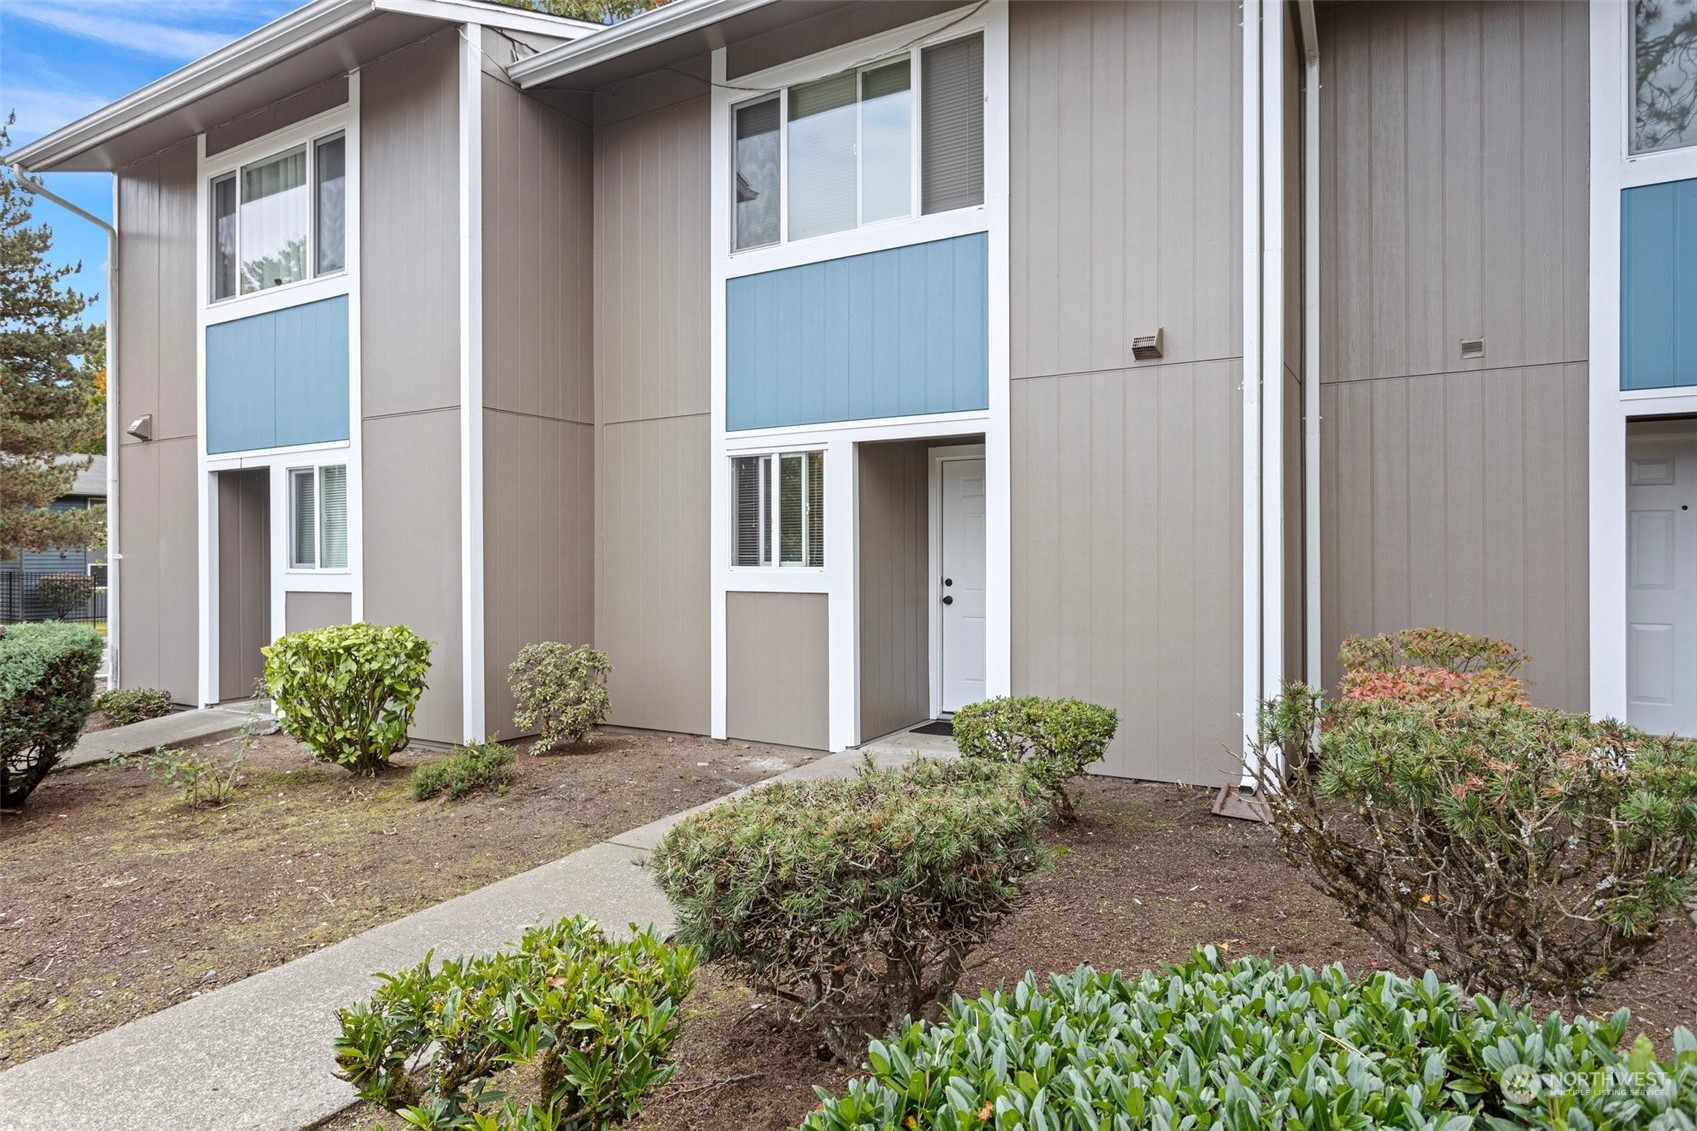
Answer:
[193,77,365,705]
[458,23,487,742]
[706,2,1010,752]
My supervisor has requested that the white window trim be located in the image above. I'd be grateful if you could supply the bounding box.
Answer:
[202,105,354,321]
[723,7,992,280]
[196,82,363,707]
[285,462,352,574]
[708,2,1010,754]
[729,450,826,571]
[1589,1,1697,727]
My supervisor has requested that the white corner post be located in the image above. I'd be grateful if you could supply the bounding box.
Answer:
[458,22,487,742]
[983,0,1013,707]
[1300,0,1322,693]
[1240,0,1266,775]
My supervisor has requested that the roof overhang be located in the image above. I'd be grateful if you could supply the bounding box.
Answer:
[7,0,599,174]
[511,0,811,90]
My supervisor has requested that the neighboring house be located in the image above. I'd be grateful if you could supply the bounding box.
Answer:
[8,0,1682,782]
[1,456,108,577]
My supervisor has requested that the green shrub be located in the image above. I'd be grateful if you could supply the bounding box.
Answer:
[0,621,103,808]
[1338,625,1529,674]
[412,739,513,801]
[509,642,611,753]
[94,686,174,726]
[334,916,695,1130]
[262,623,431,775]
[951,695,1118,821]
[1252,682,1697,999]
[801,948,1697,1131]
[33,571,96,620]
[131,745,244,807]
[650,758,1048,1062]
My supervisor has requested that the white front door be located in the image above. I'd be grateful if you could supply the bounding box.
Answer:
[1627,429,1697,737]
[939,457,987,713]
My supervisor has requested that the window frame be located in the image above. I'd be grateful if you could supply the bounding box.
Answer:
[286,462,350,573]
[730,449,825,570]
[203,107,352,310]
[728,27,985,258]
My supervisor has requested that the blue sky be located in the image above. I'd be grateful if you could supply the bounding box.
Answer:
[1,0,297,323]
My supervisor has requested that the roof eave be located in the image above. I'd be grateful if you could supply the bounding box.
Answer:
[7,0,601,174]
[510,0,776,88]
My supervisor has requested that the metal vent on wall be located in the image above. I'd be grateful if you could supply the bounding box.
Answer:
[1460,337,1485,360]
[1132,328,1164,361]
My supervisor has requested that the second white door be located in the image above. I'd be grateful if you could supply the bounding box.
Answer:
[939,457,987,713]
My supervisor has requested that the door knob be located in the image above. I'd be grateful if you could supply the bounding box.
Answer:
[942,595,954,605]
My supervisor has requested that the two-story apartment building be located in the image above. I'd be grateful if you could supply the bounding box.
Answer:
[11,0,1695,783]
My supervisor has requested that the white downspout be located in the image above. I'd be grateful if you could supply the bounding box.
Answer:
[9,165,120,690]
[1240,0,1265,780]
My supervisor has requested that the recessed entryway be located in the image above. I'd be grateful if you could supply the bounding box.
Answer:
[1627,419,1697,736]
[215,468,270,703]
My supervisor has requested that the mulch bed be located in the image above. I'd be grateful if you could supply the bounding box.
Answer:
[0,730,807,1067]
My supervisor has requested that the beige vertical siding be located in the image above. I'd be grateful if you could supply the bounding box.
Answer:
[284,591,352,634]
[858,440,932,741]
[592,72,712,734]
[726,592,830,749]
[360,31,463,742]
[1317,2,1589,709]
[115,139,199,704]
[480,66,596,737]
[1010,1,1244,783]
[217,470,270,700]
[726,1,963,78]
[204,77,348,157]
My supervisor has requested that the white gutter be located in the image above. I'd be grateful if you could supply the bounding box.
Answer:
[9,166,120,688]
[7,0,597,174]
[509,0,776,87]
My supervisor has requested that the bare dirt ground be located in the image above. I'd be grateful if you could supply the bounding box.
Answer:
[0,729,807,1067]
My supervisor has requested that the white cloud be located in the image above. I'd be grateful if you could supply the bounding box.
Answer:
[3,82,109,144]
[5,0,297,63]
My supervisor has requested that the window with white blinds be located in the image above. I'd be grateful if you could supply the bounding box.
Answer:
[730,31,984,252]
[290,464,349,570]
[921,34,984,214]
[731,451,823,567]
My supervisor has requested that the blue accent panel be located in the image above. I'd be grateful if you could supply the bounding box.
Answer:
[726,233,989,430]
[206,295,350,454]
[1622,178,1697,391]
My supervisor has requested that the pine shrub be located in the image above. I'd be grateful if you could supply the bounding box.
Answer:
[802,949,1697,1131]
[650,758,1049,1062]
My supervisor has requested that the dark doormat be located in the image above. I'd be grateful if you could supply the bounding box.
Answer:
[910,719,954,737]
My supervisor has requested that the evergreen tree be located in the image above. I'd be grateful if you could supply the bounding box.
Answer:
[0,115,106,558]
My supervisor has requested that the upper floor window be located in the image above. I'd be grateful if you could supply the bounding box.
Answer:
[212,130,346,300]
[733,32,984,252]
[1634,0,1697,154]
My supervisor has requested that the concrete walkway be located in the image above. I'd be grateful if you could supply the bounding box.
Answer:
[62,703,271,770]
[0,739,940,1131]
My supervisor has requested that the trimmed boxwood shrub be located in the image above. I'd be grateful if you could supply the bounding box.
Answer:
[509,641,612,752]
[1253,675,1697,999]
[952,695,1118,821]
[801,949,1697,1131]
[0,621,103,808]
[262,622,430,775]
[334,916,695,1130]
[94,686,174,726]
[650,758,1048,1062]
